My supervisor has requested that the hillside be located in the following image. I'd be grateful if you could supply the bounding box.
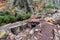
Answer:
[0,0,60,40]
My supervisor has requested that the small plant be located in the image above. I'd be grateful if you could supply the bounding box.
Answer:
[22,14,31,20]
[44,4,58,9]
[0,11,5,16]
[16,13,31,21]
[0,16,4,24]
[0,11,10,16]
[15,13,23,21]
[9,15,17,23]
[4,11,10,15]
[3,15,10,23]
[0,11,31,26]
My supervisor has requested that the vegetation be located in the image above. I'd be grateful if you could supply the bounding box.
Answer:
[0,11,31,26]
[44,4,58,9]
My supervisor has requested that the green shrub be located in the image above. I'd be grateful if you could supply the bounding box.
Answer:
[22,14,31,20]
[4,11,10,15]
[0,16,4,23]
[0,11,10,16]
[0,16,5,26]
[2,15,16,23]
[15,13,31,21]
[44,4,58,9]
[15,14,23,21]
[3,15,10,23]
[0,11,5,16]
[9,15,17,23]
[0,11,31,26]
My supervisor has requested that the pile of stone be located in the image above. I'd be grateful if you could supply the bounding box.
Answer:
[1,10,60,40]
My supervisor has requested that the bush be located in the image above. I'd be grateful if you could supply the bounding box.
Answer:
[0,11,31,26]
[3,15,17,23]
[0,16,4,23]
[0,11,5,16]
[15,13,31,21]
[22,14,31,20]
[0,16,5,26]
[16,14,23,21]
[44,4,58,9]
[0,11,10,16]
[9,15,17,23]
[4,11,10,15]
[3,15,10,23]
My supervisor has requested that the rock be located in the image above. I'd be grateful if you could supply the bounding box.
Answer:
[53,19,60,25]
[52,13,60,19]
[0,31,7,38]
[46,9,57,14]
[27,18,40,28]
[29,28,35,35]
[35,29,39,31]
[57,10,60,13]
[9,33,16,40]
[44,17,54,23]
[34,15,42,19]
[28,18,40,23]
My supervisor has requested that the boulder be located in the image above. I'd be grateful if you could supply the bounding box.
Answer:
[0,31,7,39]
